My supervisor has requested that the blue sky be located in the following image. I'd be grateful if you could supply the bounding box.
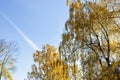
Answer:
[0,0,68,80]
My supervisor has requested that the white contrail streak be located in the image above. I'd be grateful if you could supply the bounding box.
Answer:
[0,11,39,50]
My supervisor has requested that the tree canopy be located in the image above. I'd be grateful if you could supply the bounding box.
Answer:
[59,0,120,79]
[26,0,120,80]
[27,44,77,80]
[0,40,18,80]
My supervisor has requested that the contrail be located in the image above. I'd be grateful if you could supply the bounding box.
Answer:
[0,11,39,50]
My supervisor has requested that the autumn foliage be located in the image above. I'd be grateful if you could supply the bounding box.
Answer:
[27,0,120,80]
[27,44,76,80]
[0,40,17,80]
[60,0,120,80]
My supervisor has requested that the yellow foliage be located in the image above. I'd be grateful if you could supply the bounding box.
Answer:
[62,0,120,79]
[110,40,116,51]
[29,44,73,80]
[2,66,13,80]
[51,52,59,61]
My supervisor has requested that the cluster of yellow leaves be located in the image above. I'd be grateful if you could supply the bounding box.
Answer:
[2,67,13,80]
[0,63,13,80]
[30,44,76,80]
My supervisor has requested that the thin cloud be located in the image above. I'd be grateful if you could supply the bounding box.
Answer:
[0,11,39,50]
